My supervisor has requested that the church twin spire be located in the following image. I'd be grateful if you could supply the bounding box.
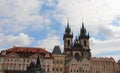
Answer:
[64,21,89,40]
[63,21,90,49]
[63,21,91,60]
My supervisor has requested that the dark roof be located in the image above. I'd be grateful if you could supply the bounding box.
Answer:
[52,46,61,55]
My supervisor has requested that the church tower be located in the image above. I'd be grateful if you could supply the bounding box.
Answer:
[63,21,91,73]
[79,22,90,50]
[63,22,73,52]
[79,22,91,60]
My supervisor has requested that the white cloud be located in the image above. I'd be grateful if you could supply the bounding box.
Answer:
[52,0,120,61]
[37,34,62,52]
[0,33,34,49]
[54,0,120,38]
[0,0,51,33]
[0,0,120,61]
[103,55,120,62]
[90,37,120,61]
[0,0,41,16]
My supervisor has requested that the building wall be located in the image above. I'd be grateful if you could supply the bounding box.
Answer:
[0,57,53,73]
[67,58,91,73]
[0,70,4,73]
[116,60,120,73]
[0,47,54,73]
[91,57,116,73]
[118,63,120,73]
[52,54,65,73]
[43,59,53,73]
[0,57,30,70]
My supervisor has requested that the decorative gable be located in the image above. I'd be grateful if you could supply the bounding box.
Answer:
[6,52,19,58]
[30,53,43,59]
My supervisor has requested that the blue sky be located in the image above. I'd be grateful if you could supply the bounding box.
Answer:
[0,0,120,61]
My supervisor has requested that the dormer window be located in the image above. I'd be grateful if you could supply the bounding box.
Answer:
[45,53,49,57]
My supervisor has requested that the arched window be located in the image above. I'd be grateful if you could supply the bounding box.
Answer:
[83,70,84,73]
[60,68,62,71]
[84,40,86,46]
[56,68,58,71]
[53,68,54,71]
[68,40,70,46]
[70,52,73,56]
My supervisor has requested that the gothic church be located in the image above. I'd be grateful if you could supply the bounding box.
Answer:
[63,22,91,73]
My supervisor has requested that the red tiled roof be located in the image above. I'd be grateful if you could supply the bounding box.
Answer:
[1,47,53,59]
[6,47,48,53]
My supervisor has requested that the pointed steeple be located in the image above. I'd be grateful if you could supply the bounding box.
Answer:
[79,21,87,38]
[65,21,71,35]
[63,21,73,40]
[82,21,85,29]
[81,21,86,34]
[79,21,90,40]
[63,21,73,50]
[81,18,85,30]
[67,21,69,27]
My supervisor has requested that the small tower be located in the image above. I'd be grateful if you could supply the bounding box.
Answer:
[73,36,82,48]
[63,21,73,52]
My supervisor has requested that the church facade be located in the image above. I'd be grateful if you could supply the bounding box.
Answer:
[63,22,91,73]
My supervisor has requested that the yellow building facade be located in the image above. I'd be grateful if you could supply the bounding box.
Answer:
[52,46,65,73]
[91,57,116,73]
